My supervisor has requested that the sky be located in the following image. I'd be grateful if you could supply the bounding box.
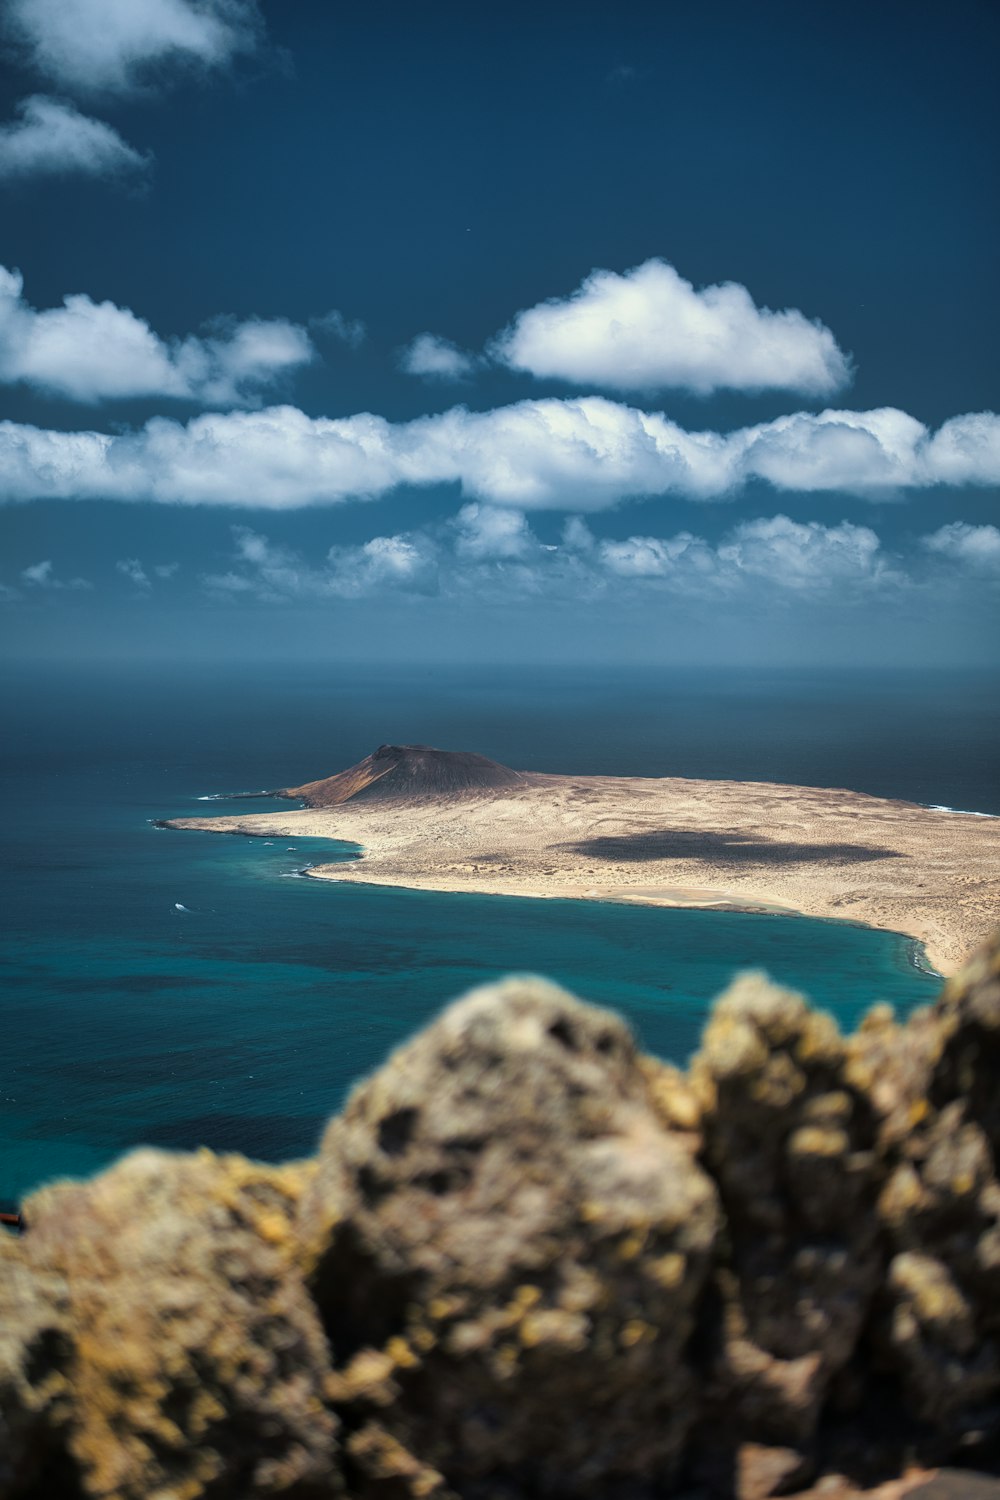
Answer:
[0,0,997,667]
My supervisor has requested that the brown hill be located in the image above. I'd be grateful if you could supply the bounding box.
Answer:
[280,743,526,807]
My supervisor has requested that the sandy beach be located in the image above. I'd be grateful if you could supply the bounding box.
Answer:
[164,769,999,977]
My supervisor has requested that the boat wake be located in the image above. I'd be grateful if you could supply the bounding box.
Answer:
[196,790,274,802]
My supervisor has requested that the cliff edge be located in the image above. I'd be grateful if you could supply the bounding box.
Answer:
[3,934,1000,1500]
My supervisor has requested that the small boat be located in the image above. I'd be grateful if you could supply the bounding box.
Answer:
[174,902,190,912]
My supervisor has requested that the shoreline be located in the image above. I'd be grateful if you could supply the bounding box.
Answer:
[300,862,944,977]
[160,767,999,978]
[158,818,945,977]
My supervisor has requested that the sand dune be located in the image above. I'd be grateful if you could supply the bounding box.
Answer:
[166,748,999,976]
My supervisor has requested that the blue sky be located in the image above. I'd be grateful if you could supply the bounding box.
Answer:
[0,0,997,665]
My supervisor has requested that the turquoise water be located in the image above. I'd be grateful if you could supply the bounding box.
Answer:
[3,663,982,1201]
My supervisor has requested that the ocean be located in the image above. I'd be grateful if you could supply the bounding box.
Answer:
[3,662,997,1203]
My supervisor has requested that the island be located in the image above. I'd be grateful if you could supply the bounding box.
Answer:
[163,743,1000,977]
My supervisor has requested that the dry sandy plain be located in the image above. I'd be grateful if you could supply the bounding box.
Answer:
[166,771,1000,977]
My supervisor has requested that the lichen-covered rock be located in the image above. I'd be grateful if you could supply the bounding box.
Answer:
[934,936,1000,1146]
[18,1148,340,1500]
[299,975,720,1496]
[859,941,1000,1447]
[691,971,882,1449]
[0,1237,74,1497]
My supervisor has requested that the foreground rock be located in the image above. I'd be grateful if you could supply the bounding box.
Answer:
[2,934,1000,1499]
[300,977,719,1494]
[4,1152,337,1499]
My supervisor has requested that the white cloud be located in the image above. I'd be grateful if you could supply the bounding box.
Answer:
[922,522,1000,573]
[327,534,440,597]
[598,531,717,579]
[201,568,256,595]
[452,503,534,559]
[114,556,178,584]
[492,260,851,397]
[311,309,367,349]
[400,333,475,381]
[198,511,912,607]
[717,515,890,588]
[590,517,890,593]
[923,413,1000,488]
[173,316,316,406]
[0,397,998,509]
[562,516,596,553]
[0,95,147,182]
[0,266,315,404]
[203,527,311,601]
[21,558,91,588]
[116,557,150,587]
[203,526,440,601]
[6,0,262,96]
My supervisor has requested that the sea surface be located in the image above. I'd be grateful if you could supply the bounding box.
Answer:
[3,662,997,1202]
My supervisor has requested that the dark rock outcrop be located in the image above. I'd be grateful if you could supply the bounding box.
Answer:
[281,744,525,807]
[691,973,883,1454]
[2,933,1000,1500]
[300,977,719,1495]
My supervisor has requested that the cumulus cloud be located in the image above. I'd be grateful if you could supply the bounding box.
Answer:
[492,260,851,397]
[452,503,535,559]
[400,333,476,381]
[6,0,262,96]
[176,317,316,406]
[204,528,315,600]
[596,531,718,579]
[717,515,890,588]
[0,266,315,404]
[569,516,891,593]
[21,558,91,588]
[203,526,440,601]
[0,95,147,183]
[1,397,998,510]
[326,534,440,597]
[922,522,1000,573]
[198,510,909,608]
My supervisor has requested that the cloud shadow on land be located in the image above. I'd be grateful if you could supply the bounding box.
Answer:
[557,830,903,865]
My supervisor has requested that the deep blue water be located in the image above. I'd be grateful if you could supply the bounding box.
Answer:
[4,662,996,1202]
